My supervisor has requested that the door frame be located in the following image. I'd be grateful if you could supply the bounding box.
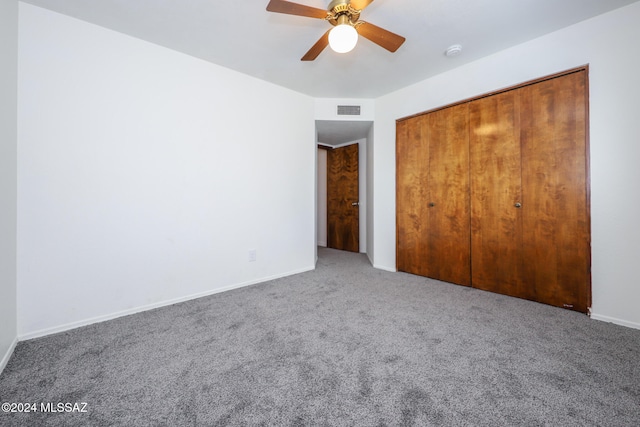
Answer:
[317,139,367,253]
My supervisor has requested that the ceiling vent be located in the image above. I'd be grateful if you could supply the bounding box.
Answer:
[337,105,361,116]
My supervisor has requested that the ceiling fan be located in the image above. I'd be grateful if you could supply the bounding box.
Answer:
[266,0,406,60]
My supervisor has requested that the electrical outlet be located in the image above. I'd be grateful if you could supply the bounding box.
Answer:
[248,249,257,262]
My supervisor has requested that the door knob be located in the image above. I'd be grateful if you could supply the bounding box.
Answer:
[428,202,435,207]
[514,202,522,208]
[351,202,360,206]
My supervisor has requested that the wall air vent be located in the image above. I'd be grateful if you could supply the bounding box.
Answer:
[337,105,361,116]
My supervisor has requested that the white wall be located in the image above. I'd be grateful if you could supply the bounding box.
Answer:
[17,3,316,338]
[357,139,367,253]
[374,2,640,328]
[365,124,375,265]
[0,0,19,371]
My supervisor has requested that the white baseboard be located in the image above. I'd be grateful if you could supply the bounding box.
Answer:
[0,336,18,375]
[590,313,640,330]
[373,263,397,272]
[19,265,315,341]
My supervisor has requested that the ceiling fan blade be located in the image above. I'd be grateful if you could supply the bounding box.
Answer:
[350,0,374,11]
[266,0,328,19]
[301,30,331,61]
[357,22,406,52]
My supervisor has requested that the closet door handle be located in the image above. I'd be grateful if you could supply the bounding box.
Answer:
[514,203,522,208]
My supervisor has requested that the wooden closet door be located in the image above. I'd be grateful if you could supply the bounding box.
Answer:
[469,91,527,298]
[519,71,590,312]
[396,116,431,276]
[396,104,470,286]
[425,104,471,286]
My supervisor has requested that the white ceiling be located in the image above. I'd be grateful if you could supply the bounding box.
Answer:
[316,120,372,146]
[19,0,640,145]
[21,0,640,100]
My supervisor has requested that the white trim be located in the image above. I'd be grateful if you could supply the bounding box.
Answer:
[318,140,362,150]
[18,266,315,341]
[331,140,361,149]
[590,313,640,330]
[0,336,18,375]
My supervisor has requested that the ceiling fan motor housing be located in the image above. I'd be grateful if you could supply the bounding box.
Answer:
[328,0,361,26]
[328,0,350,10]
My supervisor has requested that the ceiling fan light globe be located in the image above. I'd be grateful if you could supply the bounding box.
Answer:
[329,24,358,53]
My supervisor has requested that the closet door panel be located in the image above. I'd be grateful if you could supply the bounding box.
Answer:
[426,104,471,286]
[397,68,590,313]
[396,116,431,276]
[520,71,590,312]
[469,91,526,298]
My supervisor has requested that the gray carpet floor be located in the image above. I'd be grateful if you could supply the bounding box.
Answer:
[1,247,639,426]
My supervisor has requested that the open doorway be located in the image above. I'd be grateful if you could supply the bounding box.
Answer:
[316,120,372,255]
[323,142,359,252]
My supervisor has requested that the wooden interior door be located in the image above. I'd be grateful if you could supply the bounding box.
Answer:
[519,71,590,312]
[396,115,431,275]
[426,104,471,286]
[327,143,359,252]
[469,90,527,298]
